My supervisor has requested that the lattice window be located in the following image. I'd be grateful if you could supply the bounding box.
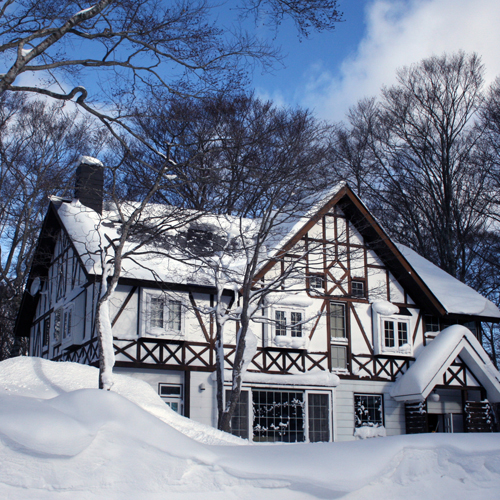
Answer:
[275,311,286,336]
[290,312,302,337]
[53,310,62,344]
[308,393,330,442]
[354,394,384,428]
[308,274,324,290]
[253,390,305,443]
[146,293,184,335]
[226,390,249,439]
[351,280,365,298]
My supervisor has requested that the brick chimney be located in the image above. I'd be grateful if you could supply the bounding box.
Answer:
[74,156,104,214]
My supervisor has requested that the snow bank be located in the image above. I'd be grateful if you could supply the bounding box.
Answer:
[0,357,242,446]
[1,357,500,499]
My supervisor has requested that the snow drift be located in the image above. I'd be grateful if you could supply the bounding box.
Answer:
[0,357,500,500]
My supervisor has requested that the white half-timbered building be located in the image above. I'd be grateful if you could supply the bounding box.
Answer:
[16,162,500,442]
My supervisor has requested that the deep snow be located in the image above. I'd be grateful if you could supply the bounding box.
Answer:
[1,357,499,499]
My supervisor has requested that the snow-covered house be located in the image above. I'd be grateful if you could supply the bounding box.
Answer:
[16,161,500,441]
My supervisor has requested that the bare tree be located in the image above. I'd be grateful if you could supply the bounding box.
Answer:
[335,52,495,283]
[5,0,341,385]
[131,94,333,431]
[0,0,341,149]
[0,93,105,360]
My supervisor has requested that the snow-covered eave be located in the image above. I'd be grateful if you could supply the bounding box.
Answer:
[390,325,500,403]
[212,369,340,387]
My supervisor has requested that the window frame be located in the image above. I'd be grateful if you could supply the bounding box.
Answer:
[354,393,384,428]
[329,301,347,341]
[158,383,184,415]
[381,317,410,353]
[308,274,325,292]
[372,306,413,356]
[143,291,185,337]
[331,345,347,371]
[225,387,332,443]
[351,279,366,299]
[269,307,307,347]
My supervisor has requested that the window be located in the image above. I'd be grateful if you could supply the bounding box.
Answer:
[226,388,331,443]
[290,312,302,337]
[383,319,409,349]
[331,345,347,370]
[354,394,384,428]
[159,384,183,414]
[53,310,62,344]
[275,310,287,336]
[150,297,164,329]
[398,322,408,346]
[351,280,365,298]
[308,393,330,442]
[253,390,305,443]
[146,293,184,336]
[424,314,440,333]
[373,305,412,355]
[274,310,303,338]
[308,274,324,291]
[330,302,346,339]
[43,317,50,348]
[226,390,249,439]
[425,315,478,338]
[62,306,73,341]
[384,320,394,347]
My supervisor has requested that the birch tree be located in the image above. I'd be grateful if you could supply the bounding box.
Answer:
[135,94,332,430]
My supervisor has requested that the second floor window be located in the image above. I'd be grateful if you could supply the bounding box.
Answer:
[275,310,303,337]
[147,294,183,335]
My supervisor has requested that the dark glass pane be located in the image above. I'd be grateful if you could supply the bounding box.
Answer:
[226,390,249,439]
[354,394,384,427]
[308,393,330,442]
[252,390,305,443]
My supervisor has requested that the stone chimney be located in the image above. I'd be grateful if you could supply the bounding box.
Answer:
[74,156,104,214]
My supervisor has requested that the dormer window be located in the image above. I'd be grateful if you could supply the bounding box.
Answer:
[383,319,408,348]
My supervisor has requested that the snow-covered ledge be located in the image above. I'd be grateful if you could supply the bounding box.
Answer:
[211,369,340,387]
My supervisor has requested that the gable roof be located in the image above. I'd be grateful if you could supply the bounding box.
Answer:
[390,325,500,403]
[23,183,500,324]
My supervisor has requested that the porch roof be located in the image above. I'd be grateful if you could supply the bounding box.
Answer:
[390,325,500,403]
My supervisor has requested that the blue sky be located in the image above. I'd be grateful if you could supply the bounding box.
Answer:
[248,0,500,122]
[10,0,500,125]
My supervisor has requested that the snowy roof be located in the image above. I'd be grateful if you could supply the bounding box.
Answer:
[54,185,345,287]
[52,187,500,321]
[396,244,500,319]
[390,325,500,403]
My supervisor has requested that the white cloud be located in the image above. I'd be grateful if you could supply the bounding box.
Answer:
[302,0,500,122]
